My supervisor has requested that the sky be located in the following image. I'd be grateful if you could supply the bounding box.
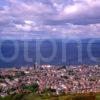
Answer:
[0,0,100,39]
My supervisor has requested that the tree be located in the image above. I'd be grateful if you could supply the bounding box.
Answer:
[23,83,39,93]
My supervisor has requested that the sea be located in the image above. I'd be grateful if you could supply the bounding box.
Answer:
[0,39,100,68]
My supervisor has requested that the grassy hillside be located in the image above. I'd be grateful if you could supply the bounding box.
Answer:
[96,94,100,100]
[0,93,99,100]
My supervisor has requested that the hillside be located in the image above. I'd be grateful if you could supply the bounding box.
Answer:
[0,93,100,100]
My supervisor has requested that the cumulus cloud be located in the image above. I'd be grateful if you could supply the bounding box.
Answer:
[0,0,100,39]
[58,0,100,23]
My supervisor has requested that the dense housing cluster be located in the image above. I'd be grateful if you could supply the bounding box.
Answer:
[0,65,100,97]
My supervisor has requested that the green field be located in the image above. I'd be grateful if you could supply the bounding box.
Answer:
[0,93,99,100]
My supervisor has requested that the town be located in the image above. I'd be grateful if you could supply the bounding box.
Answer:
[0,65,100,97]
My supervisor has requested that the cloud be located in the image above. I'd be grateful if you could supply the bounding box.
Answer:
[57,0,100,23]
[0,0,100,39]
